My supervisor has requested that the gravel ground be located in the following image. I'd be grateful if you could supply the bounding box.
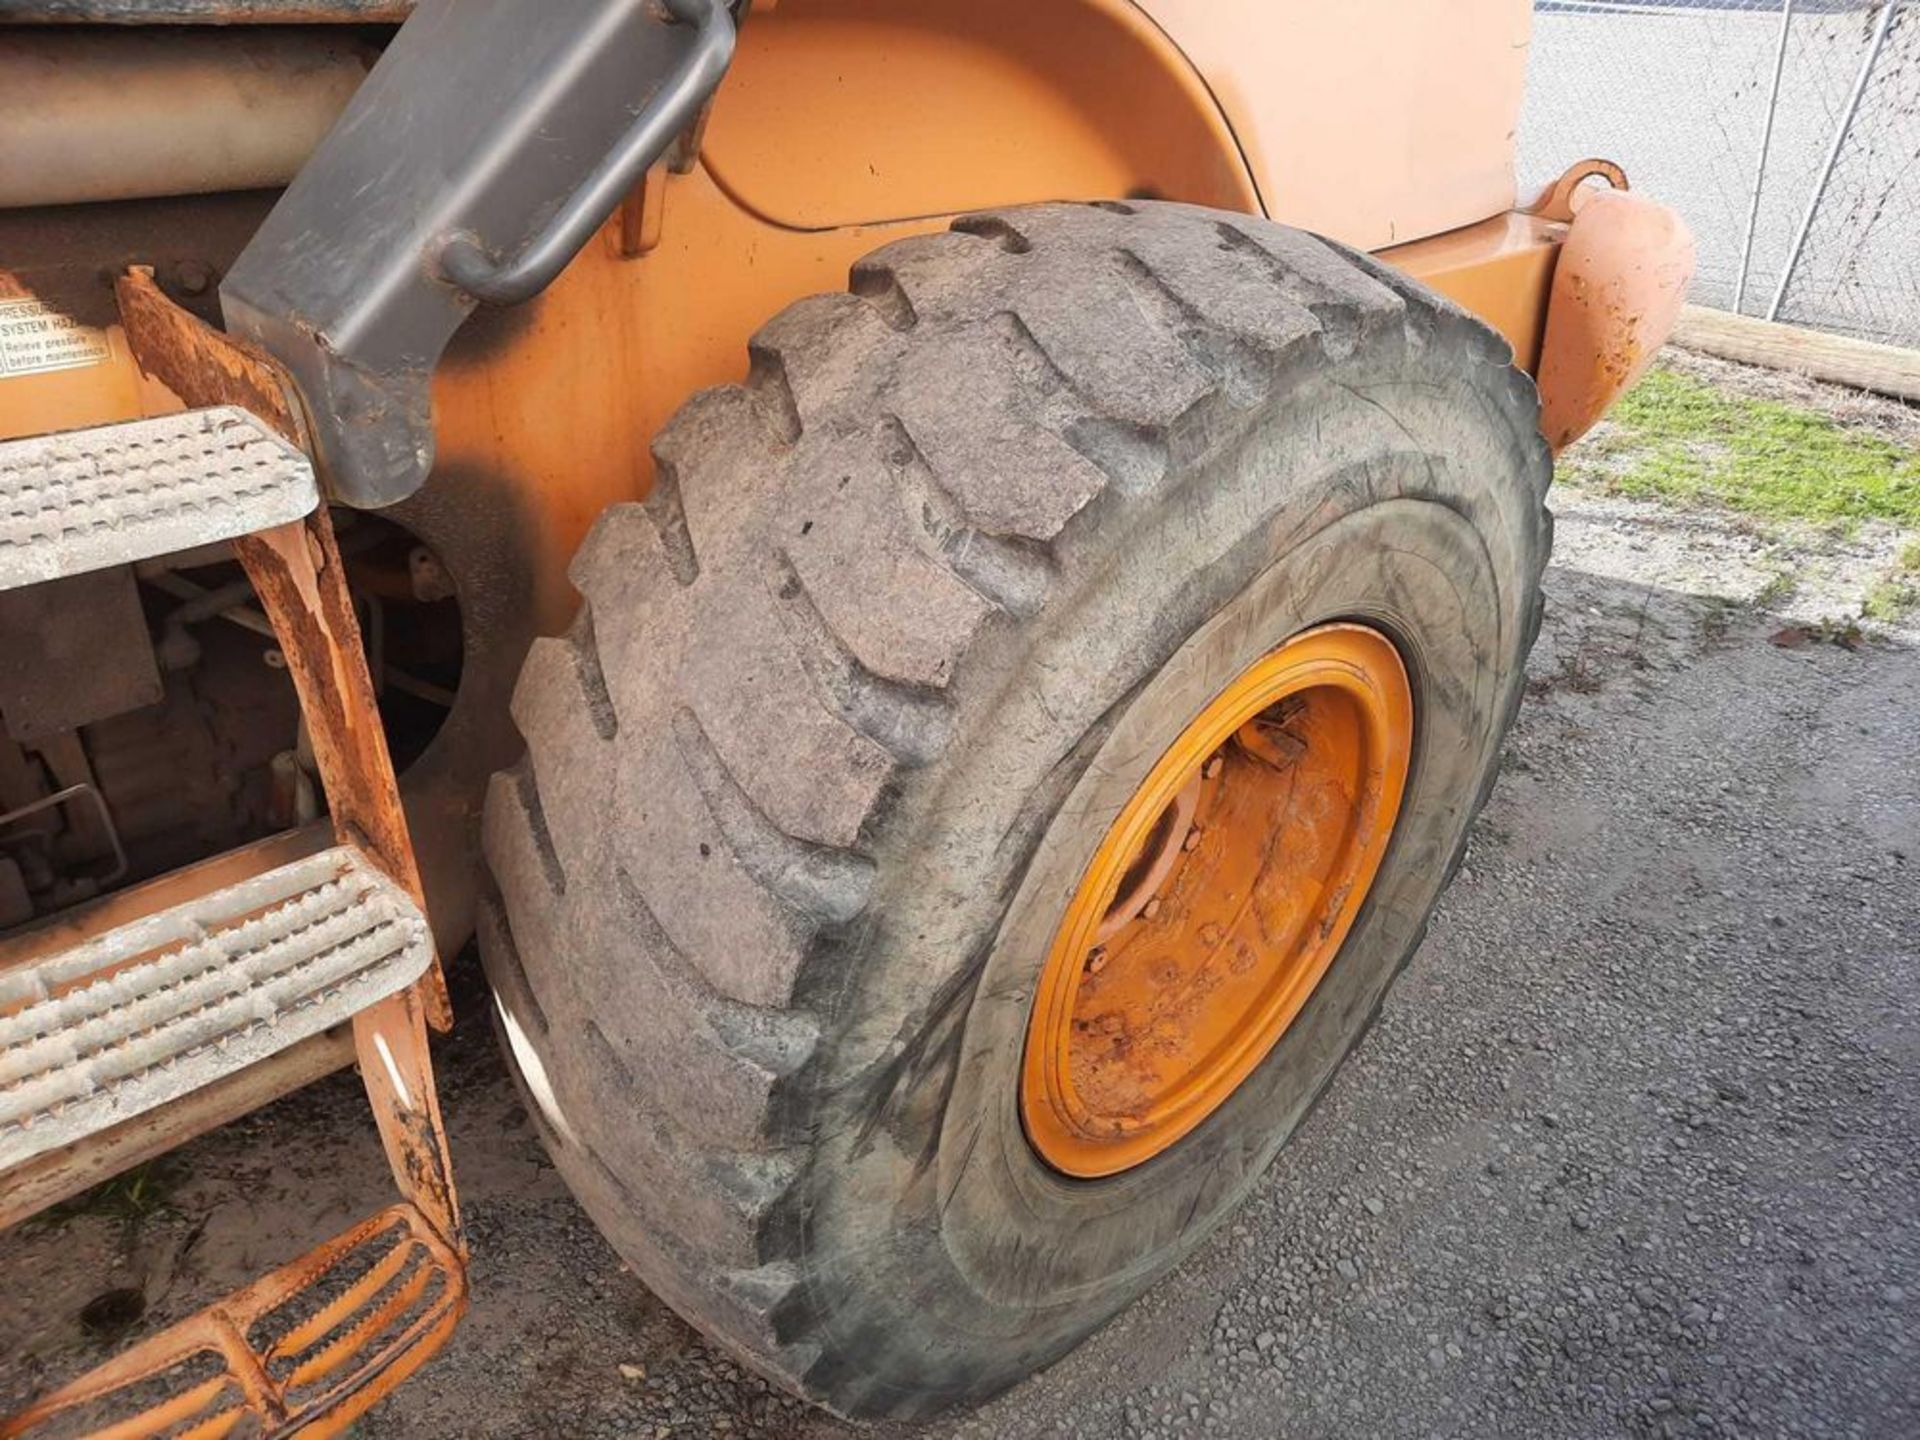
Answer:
[3,378,1917,1438]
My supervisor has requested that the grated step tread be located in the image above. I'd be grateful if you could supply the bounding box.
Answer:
[0,846,432,1169]
[0,406,318,591]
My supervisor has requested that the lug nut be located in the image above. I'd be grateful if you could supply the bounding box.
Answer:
[1142,897,1163,920]
[1085,948,1107,975]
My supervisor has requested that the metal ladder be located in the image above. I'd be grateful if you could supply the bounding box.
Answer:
[0,270,465,1439]
[0,0,746,1425]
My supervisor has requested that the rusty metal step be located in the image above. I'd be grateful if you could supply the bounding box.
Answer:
[1,274,466,1440]
[0,1203,466,1439]
[0,846,433,1170]
[0,406,317,592]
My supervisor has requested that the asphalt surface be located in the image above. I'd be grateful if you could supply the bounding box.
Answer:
[3,487,1916,1438]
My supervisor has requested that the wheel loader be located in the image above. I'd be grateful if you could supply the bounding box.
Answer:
[0,0,1693,1428]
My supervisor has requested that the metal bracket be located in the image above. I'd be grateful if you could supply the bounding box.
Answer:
[219,0,738,508]
[1525,158,1627,225]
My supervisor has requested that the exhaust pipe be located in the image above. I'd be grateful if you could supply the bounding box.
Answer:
[0,28,375,208]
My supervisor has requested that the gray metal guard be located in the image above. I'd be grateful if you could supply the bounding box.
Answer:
[219,0,737,508]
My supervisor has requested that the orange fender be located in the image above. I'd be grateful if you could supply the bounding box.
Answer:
[1536,187,1695,452]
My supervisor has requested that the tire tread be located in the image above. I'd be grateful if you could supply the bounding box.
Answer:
[480,200,1552,1402]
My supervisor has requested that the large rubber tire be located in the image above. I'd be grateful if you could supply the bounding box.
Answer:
[478,201,1551,1417]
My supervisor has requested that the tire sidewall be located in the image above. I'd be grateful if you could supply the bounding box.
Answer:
[941,497,1499,1302]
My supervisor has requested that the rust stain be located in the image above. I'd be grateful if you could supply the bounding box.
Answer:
[1535,188,1695,452]
[114,265,307,448]
[1025,626,1415,1176]
[234,517,453,1027]
[110,271,449,1026]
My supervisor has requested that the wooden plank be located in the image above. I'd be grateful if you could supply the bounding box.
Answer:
[1672,304,1920,404]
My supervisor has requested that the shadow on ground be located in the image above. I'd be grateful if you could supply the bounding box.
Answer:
[4,551,1915,1439]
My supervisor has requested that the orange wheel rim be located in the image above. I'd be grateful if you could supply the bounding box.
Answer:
[1020,623,1414,1178]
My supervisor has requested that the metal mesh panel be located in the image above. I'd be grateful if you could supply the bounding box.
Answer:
[1520,0,1919,345]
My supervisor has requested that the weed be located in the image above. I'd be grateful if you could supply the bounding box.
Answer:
[1858,537,1920,623]
[1528,641,1604,697]
[1751,568,1799,609]
[1863,573,1920,623]
[1697,594,1736,646]
[33,1158,180,1233]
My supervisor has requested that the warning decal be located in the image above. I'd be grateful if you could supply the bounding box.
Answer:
[0,297,112,379]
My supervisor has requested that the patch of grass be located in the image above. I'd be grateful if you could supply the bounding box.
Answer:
[1864,573,1920,622]
[1565,365,1920,527]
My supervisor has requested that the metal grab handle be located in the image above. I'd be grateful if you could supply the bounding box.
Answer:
[435,0,735,306]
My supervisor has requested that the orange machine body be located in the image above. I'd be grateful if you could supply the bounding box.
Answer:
[0,0,1691,951]
[443,0,1684,630]
[1,0,1689,632]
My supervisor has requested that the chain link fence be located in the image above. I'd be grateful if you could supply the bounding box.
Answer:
[1519,0,1920,346]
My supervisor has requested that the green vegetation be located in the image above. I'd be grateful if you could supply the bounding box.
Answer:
[32,1157,179,1231]
[1862,539,1920,622]
[1751,566,1799,609]
[1563,365,1920,527]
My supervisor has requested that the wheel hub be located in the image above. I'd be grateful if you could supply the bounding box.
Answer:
[1019,622,1415,1178]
